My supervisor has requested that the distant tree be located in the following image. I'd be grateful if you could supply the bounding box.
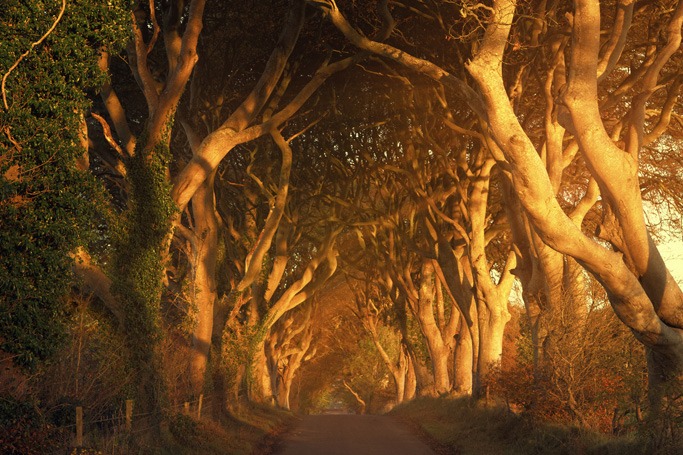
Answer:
[348,274,415,405]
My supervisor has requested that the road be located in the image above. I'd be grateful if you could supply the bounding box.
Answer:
[274,414,438,455]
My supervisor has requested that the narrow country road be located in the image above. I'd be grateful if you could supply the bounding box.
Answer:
[273,414,438,455]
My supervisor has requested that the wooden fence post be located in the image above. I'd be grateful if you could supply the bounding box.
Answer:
[125,399,133,431]
[197,394,203,420]
[75,406,83,447]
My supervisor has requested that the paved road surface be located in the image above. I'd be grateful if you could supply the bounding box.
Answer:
[274,414,437,455]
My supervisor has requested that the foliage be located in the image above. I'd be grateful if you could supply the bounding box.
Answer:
[0,0,128,369]
[340,333,394,413]
[0,397,70,454]
[221,316,256,399]
[110,145,175,343]
[108,136,177,415]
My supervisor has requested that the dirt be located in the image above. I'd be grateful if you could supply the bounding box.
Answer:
[271,414,438,455]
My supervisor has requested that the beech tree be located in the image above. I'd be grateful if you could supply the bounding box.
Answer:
[348,274,416,405]
[77,0,365,416]
[315,0,683,407]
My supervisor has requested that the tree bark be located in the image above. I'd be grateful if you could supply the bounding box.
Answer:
[453,315,473,395]
[188,171,219,395]
[417,259,452,395]
[466,0,683,399]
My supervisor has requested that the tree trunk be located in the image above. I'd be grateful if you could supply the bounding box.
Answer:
[417,260,452,394]
[343,380,367,414]
[248,338,275,405]
[394,347,408,404]
[475,300,509,397]
[188,172,219,395]
[404,351,417,401]
[453,315,473,395]
[435,239,479,396]
[278,375,292,410]
[365,319,409,405]
[468,159,516,399]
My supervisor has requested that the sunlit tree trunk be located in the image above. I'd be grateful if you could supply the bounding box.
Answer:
[417,259,452,394]
[453,315,473,395]
[188,171,219,395]
[404,349,417,401]
[467,158,516,398]
[343,380,367,414]
[250,342,276,405]
[466,0,683,404]
[394,293,419,400]
[434,245,478,396]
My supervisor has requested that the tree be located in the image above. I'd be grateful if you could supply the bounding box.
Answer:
[493,280,648,431]
[314,0,683,407]
[348,274,415,405]
[89,0,360,416]
[270,302,318,410]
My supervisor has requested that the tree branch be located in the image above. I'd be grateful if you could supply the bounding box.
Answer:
[2,0,66,110]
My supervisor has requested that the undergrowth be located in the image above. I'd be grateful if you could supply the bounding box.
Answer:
[388,396,678,455]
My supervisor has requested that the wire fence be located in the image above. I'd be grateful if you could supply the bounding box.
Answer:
[57,394,216,451]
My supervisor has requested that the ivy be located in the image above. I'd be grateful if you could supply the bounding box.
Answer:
[109,128,177,411]
[0,0,129,370]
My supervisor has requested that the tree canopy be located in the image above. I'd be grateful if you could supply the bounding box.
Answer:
[1,0,682,452]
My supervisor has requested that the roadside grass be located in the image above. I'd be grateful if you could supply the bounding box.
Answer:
[85,403,296,455]
[163,404,295,455]
[388,397,649,455]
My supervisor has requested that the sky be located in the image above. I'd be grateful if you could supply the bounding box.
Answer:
[659,240,683,285]
[506,239,683,308]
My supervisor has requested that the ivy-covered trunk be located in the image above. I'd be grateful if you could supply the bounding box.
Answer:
[111,141,175,426]
[98,0,205,428]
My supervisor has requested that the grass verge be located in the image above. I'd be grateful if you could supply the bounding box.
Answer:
[162,404,296,455]
[388,397,658,455]
[75,403,297,455]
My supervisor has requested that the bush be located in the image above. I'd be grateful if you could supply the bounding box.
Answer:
[489,305,648,434]
[0,398,70,454]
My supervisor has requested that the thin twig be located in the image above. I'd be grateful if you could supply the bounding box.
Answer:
[2,0,67,110]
